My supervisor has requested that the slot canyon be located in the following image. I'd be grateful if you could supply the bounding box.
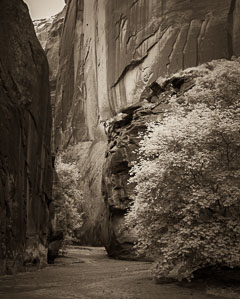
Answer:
[1,0,240,298]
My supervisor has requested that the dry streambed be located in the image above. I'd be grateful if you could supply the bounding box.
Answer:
[0,247,239,299]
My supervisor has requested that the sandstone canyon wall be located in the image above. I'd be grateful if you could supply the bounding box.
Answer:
[34,9,66,107]
[0,0,52,274]
[40,0,240,258]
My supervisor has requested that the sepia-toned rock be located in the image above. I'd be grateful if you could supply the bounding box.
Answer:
[36,0,240,259]
[0,0,52,274]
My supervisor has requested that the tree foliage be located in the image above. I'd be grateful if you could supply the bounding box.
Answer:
[126,59,240,281]
[55,157,84,243]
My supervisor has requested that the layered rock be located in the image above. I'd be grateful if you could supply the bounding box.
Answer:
[102,75,198,258]
[40,0,240,258]
[0,0,52,274]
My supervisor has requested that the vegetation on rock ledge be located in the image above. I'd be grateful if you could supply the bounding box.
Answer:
[126,59,240,281]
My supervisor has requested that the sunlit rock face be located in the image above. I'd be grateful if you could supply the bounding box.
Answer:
[0,0,52,274]
[43,0,240,258]
[106,0,240,110]
[52,0,110,247]
[34,9,65,106]
[33,17,55,50]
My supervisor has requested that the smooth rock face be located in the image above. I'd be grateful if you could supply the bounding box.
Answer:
[106,0,240,111]
[34,11,67,256]
[53,0,110,246]
[44,0,240,258]
[0,0,52,274]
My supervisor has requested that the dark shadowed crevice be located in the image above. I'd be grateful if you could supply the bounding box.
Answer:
[228,0,236,58]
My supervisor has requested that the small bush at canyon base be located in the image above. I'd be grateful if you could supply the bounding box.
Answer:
[126,59,240,281]
[55,157,84,244]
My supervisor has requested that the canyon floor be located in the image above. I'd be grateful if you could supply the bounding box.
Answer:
[0,247,240,299]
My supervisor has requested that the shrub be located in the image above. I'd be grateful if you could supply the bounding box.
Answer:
[126,59,240,281]
[55,157,84,243]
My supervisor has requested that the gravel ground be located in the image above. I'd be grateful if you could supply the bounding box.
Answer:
[0,247,239,299]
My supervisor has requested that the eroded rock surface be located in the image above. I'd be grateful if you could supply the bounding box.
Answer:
[0,0,52,274]
[102,73,198,258]
[38,0,240,258]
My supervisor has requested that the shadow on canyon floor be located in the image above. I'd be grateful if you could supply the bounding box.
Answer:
[0,247,240,299]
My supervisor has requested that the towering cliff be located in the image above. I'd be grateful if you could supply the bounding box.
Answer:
[34,8,66,107]
[40,0,240,258]
[0,0,52,274]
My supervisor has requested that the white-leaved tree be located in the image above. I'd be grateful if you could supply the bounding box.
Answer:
[55,157,84,244]
[126,59,240,281]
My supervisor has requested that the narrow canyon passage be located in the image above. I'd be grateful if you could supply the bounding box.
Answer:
[0,247,238,299]
[1,0,240,294]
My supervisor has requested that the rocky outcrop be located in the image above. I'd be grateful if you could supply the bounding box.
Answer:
[39,0,240,258]
[0,0,52,274]
[102,75,196,258]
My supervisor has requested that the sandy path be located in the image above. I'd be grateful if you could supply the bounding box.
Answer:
[0,247,239,299]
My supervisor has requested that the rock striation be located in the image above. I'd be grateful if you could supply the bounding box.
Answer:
[106,0,240,109]
[0,0,52,274]
[39,0,240,258]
